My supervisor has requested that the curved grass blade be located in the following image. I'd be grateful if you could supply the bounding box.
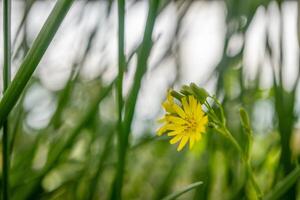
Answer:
[161,181,203,200]
[0,0,75,128]
[264,167,300,200]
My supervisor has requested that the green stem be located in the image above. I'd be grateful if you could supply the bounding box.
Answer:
[217,126,262,198]
[113,0,126,199]
[2,0,11,197]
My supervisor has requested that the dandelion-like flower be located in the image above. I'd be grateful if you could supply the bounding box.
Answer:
[157,91,208,151]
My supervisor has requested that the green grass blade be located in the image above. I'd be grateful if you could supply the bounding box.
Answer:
[161,181,203,200]
[2,0,11,90]
[116,0,125,178]
[110,0,160,199]
[2,0,12,197]
[116,0,125,119]
[264,167,300,200]
[114,0,126,198]
[0,0,75,128]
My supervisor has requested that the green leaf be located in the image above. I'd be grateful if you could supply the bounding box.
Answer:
[161,181,203,200]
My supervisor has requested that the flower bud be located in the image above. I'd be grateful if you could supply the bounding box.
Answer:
[239,107,252,160]
[180,85,194,96]
[170,90,184,100]
[190,83,209,104]
[239,108,251,131]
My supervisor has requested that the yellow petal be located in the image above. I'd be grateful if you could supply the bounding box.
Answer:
[170,134,183,144]
[189,135,195,149]
[167,90,174,102]
[181,97,191,115]
[177,136,189,151]
[201,115,208,125]
[173,104,186,118]
[157,117,166,123]
[157,125,168,136]
[166,116,186,125]
[188,96,197,112]
[198,115,208,132]
[195,103,204,119]
[195,133,202,141]
[157,123,186,136]
[162,102,174,113]
[168,130,182,136]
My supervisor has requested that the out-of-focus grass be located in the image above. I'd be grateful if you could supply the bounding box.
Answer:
[0,0,300,200]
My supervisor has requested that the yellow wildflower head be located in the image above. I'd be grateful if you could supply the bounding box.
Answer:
[157,91,208,151]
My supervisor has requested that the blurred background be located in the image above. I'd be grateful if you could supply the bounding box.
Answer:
[0,0,300,199]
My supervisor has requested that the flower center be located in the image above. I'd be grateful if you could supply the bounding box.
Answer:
[183,117,198,133]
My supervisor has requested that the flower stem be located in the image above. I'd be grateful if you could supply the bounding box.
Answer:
[217,126,262,199]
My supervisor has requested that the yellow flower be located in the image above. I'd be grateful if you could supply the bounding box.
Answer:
[157,92,208,151]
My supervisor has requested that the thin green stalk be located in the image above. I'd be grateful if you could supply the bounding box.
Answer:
[114,0,125,198]
[110,0,159,199]
[2,0,11,197]
[218,126,262,199]
[117,0,125,119]
[0,0,74,128]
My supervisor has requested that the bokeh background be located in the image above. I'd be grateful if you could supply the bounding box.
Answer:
[1,0,300,199]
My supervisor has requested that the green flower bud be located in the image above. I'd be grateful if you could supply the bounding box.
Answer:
[190,83,209,104]
[239,108,251,131]
[180,85,194,96]
[170,90,184,100]
[239,107,252,160]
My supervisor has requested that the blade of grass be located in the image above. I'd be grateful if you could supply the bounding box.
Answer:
[161,181,203,200]
[114,0,126,198]
[2,0,11,197]
[0,0,75,128]
[116,0,125,159]
[110,0,159,199]
[264,167,300,200]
